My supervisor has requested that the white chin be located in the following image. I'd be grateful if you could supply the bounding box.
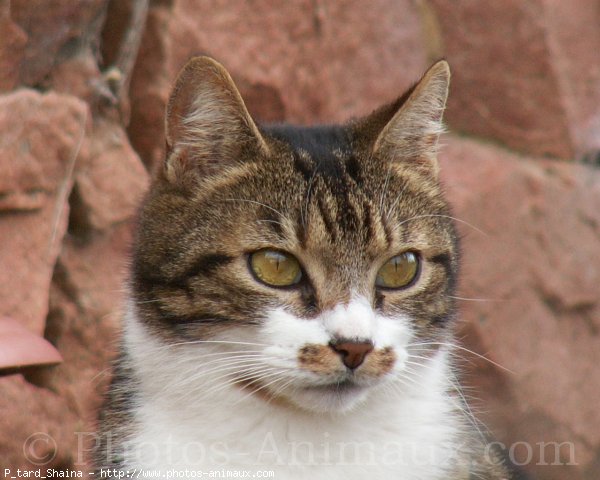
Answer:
[281,382,371,414]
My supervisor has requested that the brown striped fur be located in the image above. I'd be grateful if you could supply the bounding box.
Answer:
[132,58,458,345]
[96,57,514,479]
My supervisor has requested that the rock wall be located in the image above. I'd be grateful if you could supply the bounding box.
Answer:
[1,1,599,478]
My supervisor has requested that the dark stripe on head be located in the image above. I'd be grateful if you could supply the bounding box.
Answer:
[265,124,352,181]
[259,208,285,238]
[380,213,394,247]
[337,186,360,232]
[292,150,314,182]
[294,209,308,248]
[317,195,337,241]
[162,311,234,325]
[362,202,376,242]
[133,253,234,299]
[345,155,362,184]
[430,253,453,278]
[182,253,235,279]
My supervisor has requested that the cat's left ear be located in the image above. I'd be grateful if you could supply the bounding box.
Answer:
[164,56,269,184]
[360,60,450,178]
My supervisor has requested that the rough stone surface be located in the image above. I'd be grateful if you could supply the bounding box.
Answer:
[542,0,600,158]
[1,3,599,480]
[0,90,87,334]
[128,0,428,166]
[439,135,600,480]
[429,0,600,160]
[72,119,149,232]
[19,222,137,472]
[0,2,28,92]
[10,0,107,87]
[0,374,81,471]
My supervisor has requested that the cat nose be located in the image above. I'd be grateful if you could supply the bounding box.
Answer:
[329,340,374,370]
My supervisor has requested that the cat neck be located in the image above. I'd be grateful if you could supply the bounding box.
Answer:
[121,305,465,478]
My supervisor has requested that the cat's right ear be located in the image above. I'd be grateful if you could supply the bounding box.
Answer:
[164,56,269,185]
[355,60,450,179]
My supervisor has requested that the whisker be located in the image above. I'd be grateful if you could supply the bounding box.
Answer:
[266,377,296,404]
[397,361,487,440]
[256,219,285,228]
[406,342,514,374]
[233,374,290,406]
[155,360,276,399]
[184,358,279,384]
[395,214,488,237]
[140,345,266,357]
[448,370,488,441]
[184,366,284,401]
[202,369,288,401]
[164,339,271,349]
[186,354,276,372]
[222,198,291,225]
[448,295,501,303]
[89,367,112,385]
[384,181,409,224]
[206,361,294,385]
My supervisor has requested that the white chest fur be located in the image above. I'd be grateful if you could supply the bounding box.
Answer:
[119,309,465,480]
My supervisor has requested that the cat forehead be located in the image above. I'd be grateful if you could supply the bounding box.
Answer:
[187,121,447,235]
[263,124,353,169]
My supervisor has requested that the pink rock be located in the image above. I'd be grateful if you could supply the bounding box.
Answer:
[429,0,600,161]
[50,52,105,106]
[0,374,83,471]
[0,90,88,334]
[73,119,149,232]
[542,0,600,158]
[127,0,428,167]
[10,0,107,87]
[439,135,600,479]
[32,223,134,421]
[429,0,574,158]
[0,2,28,92]
[0,317,62,372]
[1,4,598,479]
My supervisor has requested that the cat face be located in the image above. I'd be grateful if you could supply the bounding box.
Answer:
[131,57,458,413]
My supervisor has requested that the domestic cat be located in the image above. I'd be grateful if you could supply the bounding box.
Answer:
[94,57,511,479]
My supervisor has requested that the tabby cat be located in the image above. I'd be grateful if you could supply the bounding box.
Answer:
[95,57,511,479]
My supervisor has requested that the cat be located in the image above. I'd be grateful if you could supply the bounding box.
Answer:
[94,56,512,479]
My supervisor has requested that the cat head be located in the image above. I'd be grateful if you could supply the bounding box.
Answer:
[131,57,458,413]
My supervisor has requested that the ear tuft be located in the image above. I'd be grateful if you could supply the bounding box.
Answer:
[164,56,268,184]
[373,60,450,177]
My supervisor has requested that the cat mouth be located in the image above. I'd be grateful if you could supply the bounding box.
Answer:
[303,379,365,395]
[288,378,373,412]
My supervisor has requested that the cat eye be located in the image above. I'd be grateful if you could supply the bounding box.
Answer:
[375,252,420,289]
[249,249,302,287]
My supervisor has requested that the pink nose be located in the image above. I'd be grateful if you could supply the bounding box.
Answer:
[330,340,374,370]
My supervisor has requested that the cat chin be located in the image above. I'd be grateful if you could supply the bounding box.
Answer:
[274,381,372,414]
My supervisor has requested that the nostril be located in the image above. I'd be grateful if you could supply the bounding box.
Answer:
[329,340,374,370]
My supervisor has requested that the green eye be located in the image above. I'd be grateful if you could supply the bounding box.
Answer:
[250,250,302,287]
[376,252,420,289]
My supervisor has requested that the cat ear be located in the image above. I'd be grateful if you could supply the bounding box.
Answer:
[164,56,269,183]
[366,60,450,178]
